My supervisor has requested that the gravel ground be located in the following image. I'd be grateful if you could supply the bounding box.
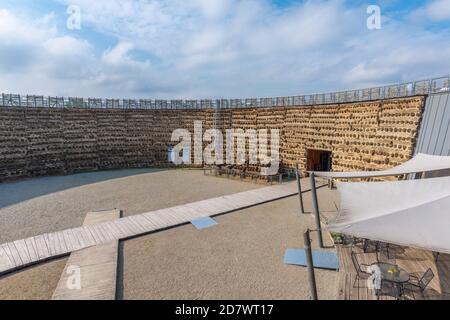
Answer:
[0,169,262,244]
[0,170,338,300]
[0,169,261,299]
[0,257,68,300]
[120,195,338,300]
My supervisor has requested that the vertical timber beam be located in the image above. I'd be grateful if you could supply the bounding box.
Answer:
[296,163,305,214]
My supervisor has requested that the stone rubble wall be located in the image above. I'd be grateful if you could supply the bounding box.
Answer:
[0,96,425,181]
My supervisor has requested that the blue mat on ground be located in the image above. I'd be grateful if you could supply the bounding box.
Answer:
[191,217,218,230]
[284,249,340,270]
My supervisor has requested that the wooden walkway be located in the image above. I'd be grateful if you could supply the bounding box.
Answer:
[0,181,303,276]
[52,209,120,300]
[336,244,450,300]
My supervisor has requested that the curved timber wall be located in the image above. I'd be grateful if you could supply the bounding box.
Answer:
[0,96,425,181]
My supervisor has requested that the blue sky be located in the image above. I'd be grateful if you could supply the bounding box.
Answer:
[0,0,449,98]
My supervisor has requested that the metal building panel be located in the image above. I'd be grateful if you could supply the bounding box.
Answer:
[415,92,450,156]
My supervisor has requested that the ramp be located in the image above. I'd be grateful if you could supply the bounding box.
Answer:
[51,209,120,300]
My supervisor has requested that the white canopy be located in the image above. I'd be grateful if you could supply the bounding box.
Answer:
[329,176,450,254]
[311,153,450,179]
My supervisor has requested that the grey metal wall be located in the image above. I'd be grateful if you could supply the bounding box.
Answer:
[415,92,450,156]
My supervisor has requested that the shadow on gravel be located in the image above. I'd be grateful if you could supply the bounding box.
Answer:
[0,168,167,209]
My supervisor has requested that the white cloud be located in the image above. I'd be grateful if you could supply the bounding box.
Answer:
[195,0,231,20]
[0,9,96,82]
[1,1,450,98]
[0,9,55,44]
[41,36,97,79]
[102,42,136,65]
[425,0,450,21]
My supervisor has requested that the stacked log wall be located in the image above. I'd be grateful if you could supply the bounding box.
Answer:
[0,96,425,181]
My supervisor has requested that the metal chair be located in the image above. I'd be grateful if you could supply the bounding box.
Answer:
[376,280,400,300]
[375,242,392,262]
[351,252,371,287]
[342,235,363,246]
[360,240,392,262]
[402,268,434,298]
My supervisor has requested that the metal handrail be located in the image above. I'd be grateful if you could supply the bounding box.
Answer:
[1,75,448,110]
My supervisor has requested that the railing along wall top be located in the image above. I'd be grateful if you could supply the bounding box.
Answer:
[1,75,449,110]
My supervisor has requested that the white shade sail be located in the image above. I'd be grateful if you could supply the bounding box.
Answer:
[311,153,450,179]
[329,176,450,254]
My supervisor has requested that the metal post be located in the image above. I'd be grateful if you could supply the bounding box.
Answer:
[304,229,318,300]
[295,163,305,213]
[309,173,324,248]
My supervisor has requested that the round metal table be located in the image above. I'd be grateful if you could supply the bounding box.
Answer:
[377,263,410,283]
[372,262,410,299]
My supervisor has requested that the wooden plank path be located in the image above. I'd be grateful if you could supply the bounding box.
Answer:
[0,180,305,276]
[52,209,120,300]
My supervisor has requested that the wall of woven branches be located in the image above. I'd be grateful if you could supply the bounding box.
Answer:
[0,96,424,181]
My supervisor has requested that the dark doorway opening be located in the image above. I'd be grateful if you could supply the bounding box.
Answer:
[307,149,332,172]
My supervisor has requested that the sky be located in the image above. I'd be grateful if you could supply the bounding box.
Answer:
[0,0,449,99]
